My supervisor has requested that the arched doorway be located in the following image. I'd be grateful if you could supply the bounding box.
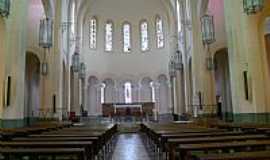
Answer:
[87,76,99,116]
[25,52,41,126]
[104,78,115,103]
[214,49,233,121]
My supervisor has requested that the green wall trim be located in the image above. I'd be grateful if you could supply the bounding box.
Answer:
[0,117,41,128]
[232,113,270,124]
[0,119,25,128]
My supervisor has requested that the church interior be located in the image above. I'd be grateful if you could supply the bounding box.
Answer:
[1,0,270,159]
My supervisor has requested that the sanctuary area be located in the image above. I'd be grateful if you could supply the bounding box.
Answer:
[1,0,270,159]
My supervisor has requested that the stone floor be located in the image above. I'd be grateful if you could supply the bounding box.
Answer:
[111,133,151,160]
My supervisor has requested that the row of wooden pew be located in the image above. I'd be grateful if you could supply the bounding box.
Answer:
[141,122,270,160]
[0,122,118,160]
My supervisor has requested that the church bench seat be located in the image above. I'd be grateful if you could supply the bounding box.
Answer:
[192,150,270,160]
[166,134,270,160]
[0,147,86,160]
[0,141,93,160]
[177,140,270,160]
[140,122,270,160]
[1,123,117,160]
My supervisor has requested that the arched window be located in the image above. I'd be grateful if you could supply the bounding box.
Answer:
[156,16,165,48]
[105,21,113,52]
[176,0,182,32]
[70,2,76,35]
[150,82,156,102]
[140,21,149,51]
[123,23,131,53]
[124,82,132,103]
[100,83,106,104]
[89,17,97,49]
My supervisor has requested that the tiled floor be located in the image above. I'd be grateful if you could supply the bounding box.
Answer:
[111,134,151,160]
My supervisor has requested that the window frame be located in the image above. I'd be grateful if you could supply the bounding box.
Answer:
[155,15,165,49]
[139,19,150,52]
[89,16,98,50]
[104,20,114,52]
[122,21,132,53]
[124,82,132,104]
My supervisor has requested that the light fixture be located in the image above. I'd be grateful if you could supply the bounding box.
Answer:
[206,57,214,71]
[169,60,176,77]
[174,50,183,70]
[39,18,53,76]
[39,18,53,48]
[79,62,86,79]
[0,0,10,17]
[72,52,80,72]
[201,14,215,45]
[243,0,264,15]
[41,62,48,76]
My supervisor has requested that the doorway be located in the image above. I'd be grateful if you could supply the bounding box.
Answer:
[25,52,41,126]
[214,49,233,121]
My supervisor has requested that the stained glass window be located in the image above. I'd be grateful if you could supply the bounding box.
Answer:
[123,23,131,53]
[105,21,113,51]
[89,17,97,49]
[140,21,149,51]
[124,82,132,103]
[156,16,165,48]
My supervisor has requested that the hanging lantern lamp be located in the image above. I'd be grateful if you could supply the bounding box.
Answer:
[243,0,264,15]
[39,18,53,48]
[0,0,10,17]
[201,14,215,45]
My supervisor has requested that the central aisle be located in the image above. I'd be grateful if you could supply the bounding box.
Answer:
[111,134,151,160]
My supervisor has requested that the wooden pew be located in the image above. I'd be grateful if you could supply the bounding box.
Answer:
[141,122,270,160]
[0,141,93,160]
[0,147,86,160]
[166,134,270,160]
[192,150,270,160]
[177,140,270,160]
[1,123,117,160]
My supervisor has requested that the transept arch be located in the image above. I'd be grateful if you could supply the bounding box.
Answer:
[140,77,153,102]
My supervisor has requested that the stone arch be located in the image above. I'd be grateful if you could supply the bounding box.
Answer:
[214,48,233,121]
[118,79,137,103]
[262,16,270,111]
[140,77,153,102]
[103,78,115,103]
[87,76,100,116]
[24,52,41,126]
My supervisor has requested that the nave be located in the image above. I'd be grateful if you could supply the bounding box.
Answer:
[2,0,270,159]
[2,120,270,160]
[111,134,150,160]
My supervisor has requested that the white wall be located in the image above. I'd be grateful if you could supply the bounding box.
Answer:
[81,0,172,78]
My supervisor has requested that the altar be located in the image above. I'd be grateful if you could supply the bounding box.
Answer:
[102,102,154,121]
